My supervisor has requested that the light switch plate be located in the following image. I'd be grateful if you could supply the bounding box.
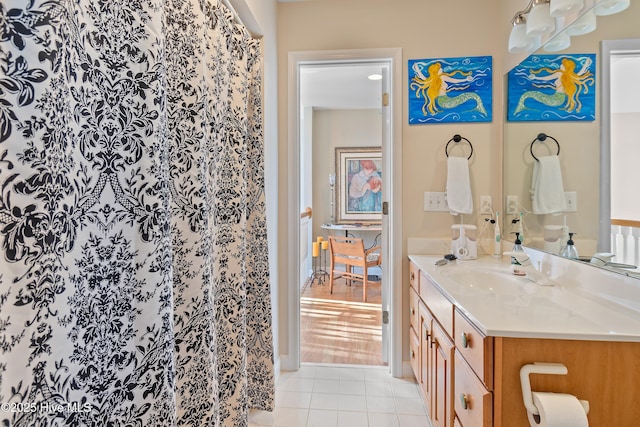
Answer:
[479,196,492,215]
[564,191,577,212]
[506,195,518,215]
[424,192,449,212]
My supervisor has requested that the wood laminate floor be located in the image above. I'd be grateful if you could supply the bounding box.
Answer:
[300,274,385,366]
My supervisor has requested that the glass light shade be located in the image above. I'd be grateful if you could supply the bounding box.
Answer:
[566,9,597,35]
[594,0,630,15]
[509,23,534,53]
[550,0,584,17]
[543,31,571,52]
[527,3,556,37]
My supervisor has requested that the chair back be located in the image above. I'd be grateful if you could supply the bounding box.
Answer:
[329,236,367,267]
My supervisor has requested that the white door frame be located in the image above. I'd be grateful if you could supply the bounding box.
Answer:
[286,48,403,377]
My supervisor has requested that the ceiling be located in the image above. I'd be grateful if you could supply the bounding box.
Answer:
[299,63,383,110]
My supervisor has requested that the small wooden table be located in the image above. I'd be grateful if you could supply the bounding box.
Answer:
[321,223,382,237]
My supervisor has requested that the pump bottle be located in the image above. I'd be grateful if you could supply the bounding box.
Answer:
[560,232,579,259]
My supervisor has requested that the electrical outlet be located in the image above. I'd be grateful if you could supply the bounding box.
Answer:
[564,191,577,212]
[506,196,518,215]
[479,196,492,215]
[424,192,449,212]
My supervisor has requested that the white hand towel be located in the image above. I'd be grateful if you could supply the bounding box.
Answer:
[530,155,567,214]
[446,156,473,215]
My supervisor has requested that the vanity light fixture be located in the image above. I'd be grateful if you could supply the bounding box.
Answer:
[508,0,604,54]
[550,0,584,17]
[543,31,571,52]
[527,0,556,37]
[565,8,597,35]
[509,13,535,53]
[593,0,630,16]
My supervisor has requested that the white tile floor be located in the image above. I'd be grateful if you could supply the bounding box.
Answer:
[249,364,432,427]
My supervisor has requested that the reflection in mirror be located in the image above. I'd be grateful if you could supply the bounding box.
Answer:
[601,38,640,273]
[503,0,640,277]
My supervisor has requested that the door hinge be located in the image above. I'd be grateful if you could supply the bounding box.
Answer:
[382,92,389,107]
[382,310,389,324]
[382,201,389,215]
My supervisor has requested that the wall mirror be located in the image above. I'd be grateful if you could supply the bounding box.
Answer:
[502,0,640,277]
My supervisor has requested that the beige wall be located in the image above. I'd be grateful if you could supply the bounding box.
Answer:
[311,109,382,240]
[278,0,504,364]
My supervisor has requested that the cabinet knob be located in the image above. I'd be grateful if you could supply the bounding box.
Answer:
[411,350,415,359]
[410,272,415,281]
[460,393,470,410]
[411,307,415,315]
[461,332,471,348]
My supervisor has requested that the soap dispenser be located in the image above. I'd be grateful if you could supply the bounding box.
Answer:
[512,232,524,253]
[560,232,579,259]
[509,232,526,273]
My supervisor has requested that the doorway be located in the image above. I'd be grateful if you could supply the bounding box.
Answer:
[287,48,403,376]
[600,39,640,264]
[300,61,386,367]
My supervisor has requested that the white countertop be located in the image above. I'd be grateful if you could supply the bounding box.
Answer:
[408,254,640,342]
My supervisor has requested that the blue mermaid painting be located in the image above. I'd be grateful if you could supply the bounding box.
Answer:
[408,56,492,124]
[508,54,595,122]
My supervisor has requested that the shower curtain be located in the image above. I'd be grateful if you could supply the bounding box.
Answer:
[0,0,274,425]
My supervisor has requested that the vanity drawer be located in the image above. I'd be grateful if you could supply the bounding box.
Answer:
[455,309,494,389]
[409,326,420,380]
[420,272,454,338]
[454,350,493,427]
[409,286,420,331]
[409,261,420,292]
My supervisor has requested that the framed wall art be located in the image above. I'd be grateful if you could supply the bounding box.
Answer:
[335,147,382,224]
[507,53,596,122]
[408,55,493,124]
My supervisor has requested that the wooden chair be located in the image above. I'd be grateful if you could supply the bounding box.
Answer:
[328,236,382,302]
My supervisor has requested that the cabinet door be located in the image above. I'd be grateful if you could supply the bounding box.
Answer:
[410,326,420,380]
[419,302,433,414]
[409,260,420,291]
[454,308,493,390]
[409,286,420,332]
[454,351,492,427]
[432,321,455,427]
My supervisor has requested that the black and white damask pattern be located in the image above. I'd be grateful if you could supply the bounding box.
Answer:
[0,0,274,425]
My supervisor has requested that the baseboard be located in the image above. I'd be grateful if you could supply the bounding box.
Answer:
[401,360,416,379]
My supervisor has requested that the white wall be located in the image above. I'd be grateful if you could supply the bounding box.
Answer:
[231,0,280,370]
[611,55,640,221]
[611,112,640,220]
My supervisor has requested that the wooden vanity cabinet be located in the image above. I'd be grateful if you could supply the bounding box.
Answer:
[419,301,433,415]
[431,320,455,427]
[454,309,493,427]
[409,257,640,427]
[409,275,420,381]
[409,261,492,427]
[454,350,492,427]
[408,262,456,427]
